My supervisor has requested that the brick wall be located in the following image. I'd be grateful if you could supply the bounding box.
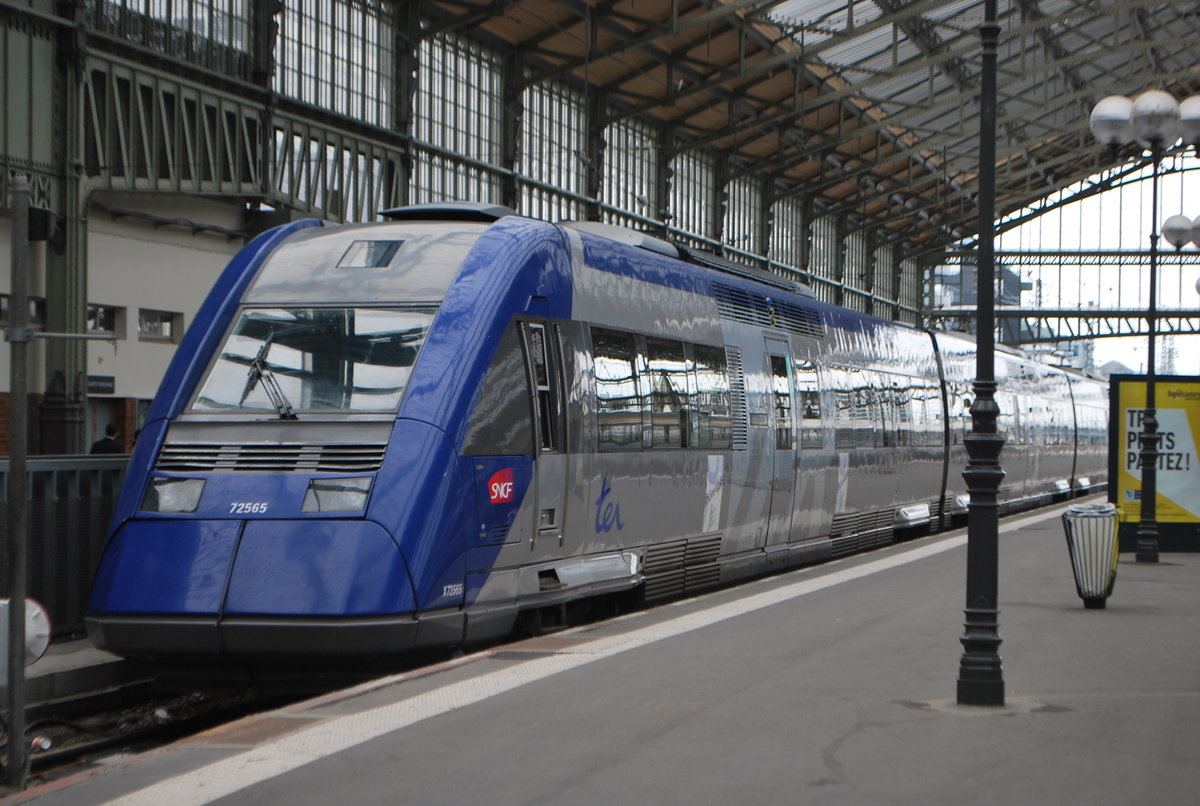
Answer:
[87,397,139,453]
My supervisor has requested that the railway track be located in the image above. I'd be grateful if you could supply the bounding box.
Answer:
[9,648,462,783]
[9,607,621,783]
[11,687,292,782]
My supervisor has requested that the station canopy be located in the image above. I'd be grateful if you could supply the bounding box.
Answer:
[425,0,1200,252]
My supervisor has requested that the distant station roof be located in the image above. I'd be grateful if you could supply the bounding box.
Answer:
[425,0,1200,252]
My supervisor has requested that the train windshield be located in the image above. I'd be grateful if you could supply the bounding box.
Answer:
[191,306,435,415]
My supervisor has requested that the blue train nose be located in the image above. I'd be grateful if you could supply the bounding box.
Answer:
[88,518,420,663]
[223,519,416,614]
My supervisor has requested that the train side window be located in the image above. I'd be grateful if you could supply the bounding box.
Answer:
[830,367,856,450]
[920,383,942,447]
[953,387,971,444]
[892,382,912,448]
[770,354,793,450]
[795,358,823,449]
[874,377,894,448]
[463,322,534,457]
[850,372,876,448]
[556,322,590,455]
[691,344,732,450]
[905,385,921,447]
[646,337,690,449]
[523,323,563,453]
[592,327,644,452]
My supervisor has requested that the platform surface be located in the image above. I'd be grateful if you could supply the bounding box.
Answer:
[8,500,1199,806]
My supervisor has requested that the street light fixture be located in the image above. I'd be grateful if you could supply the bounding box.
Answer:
[1161,214,1197,251]
[1161,214,1200,376]
[1088,89,1200,563]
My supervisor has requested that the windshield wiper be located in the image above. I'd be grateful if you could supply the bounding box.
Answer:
[240,335,298,420]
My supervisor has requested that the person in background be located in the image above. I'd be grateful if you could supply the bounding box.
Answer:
[90,423,123,454]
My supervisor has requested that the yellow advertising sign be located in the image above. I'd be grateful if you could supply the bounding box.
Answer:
[1117,379,1200,523]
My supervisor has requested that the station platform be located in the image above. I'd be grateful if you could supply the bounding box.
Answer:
[7,499,1199,805]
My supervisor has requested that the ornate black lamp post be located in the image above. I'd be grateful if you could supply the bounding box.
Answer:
[956,0,1005,707]
[1089,90,1200,563]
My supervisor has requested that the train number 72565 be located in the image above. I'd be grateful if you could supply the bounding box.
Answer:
[230,501,269,514]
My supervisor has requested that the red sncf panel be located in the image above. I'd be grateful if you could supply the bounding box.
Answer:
[488,468,515,504]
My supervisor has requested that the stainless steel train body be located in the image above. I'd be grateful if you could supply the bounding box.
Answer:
[86,205,1108,668]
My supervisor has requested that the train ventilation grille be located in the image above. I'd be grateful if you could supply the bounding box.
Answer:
[155,443,388,473]
[726,347,748,451]
[712,283,825,339]
[997,486,1013,517]
[642,534,723,601]
[830,508,896,558]
[939,495,954,515]
[480,524,510,545]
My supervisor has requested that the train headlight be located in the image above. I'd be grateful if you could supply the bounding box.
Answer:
[302,477,373,513]
[141,477,205,513]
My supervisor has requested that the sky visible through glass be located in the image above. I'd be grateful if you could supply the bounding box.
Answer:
[996,161,1200,376]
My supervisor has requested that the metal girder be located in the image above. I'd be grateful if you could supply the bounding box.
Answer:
[81,56,266,197]
[929,307,1200,344]
[410,0,1200,254]
[524,0,777,90]
[0,2,59,212]
[7,0,1200,382]
[78,58,419,224]
[942,250,1200,268]
[872,0,973,92]
[271,116,406,222]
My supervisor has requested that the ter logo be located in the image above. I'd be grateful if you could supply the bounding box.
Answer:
[488,468,515,504]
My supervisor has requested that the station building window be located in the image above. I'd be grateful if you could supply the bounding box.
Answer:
[0,295,46,328]
[276,0,390,127]
[88,304,123,337]
[138,309,182,343]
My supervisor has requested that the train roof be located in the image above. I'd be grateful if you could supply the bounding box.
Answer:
[246,221,489,305]
[359,208,1100,386]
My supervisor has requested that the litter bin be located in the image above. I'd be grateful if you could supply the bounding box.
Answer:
[1061,503,1120,609]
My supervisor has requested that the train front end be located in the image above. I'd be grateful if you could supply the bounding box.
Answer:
[87,212,535,669]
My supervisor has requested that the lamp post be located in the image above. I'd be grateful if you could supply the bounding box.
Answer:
[1088,90,1200,563]
[956,0,1005,707]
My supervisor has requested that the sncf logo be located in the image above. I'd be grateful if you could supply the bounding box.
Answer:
[488,468,515,504]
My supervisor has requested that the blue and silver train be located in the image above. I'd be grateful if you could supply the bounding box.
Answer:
[86,204,1108,669]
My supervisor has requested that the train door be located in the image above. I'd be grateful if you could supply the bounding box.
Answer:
[520,320,568,549]
[765,337,797,546]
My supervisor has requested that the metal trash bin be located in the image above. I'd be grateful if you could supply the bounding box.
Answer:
[1061,503,1120,609]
